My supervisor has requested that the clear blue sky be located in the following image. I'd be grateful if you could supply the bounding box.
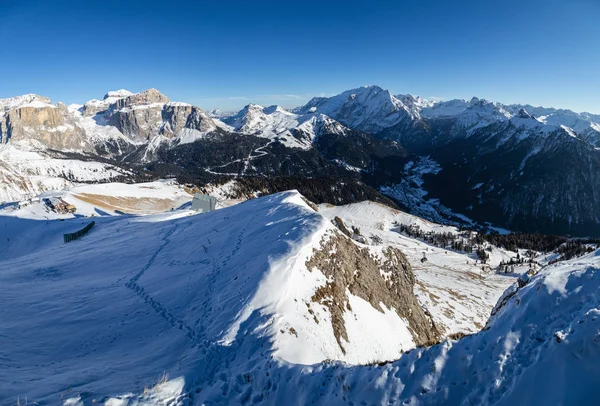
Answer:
[1,0,598,113]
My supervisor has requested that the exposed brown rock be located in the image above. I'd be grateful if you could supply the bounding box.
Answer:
[105,89,216,142]
[0,104,87,150]
[300,196,319,212]
[108,103,164,141]
[306,232,440,354]
[159,105,216,139]
[331,216,352,238]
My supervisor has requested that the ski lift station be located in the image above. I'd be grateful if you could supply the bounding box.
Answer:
[191,194,217,213]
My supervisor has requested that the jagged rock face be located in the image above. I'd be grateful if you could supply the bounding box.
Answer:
[100,89,217,142]
[113,88,170,110]
[81,102,106,117]
[159,104,216,138]
[306,232,440,353]
[107,103,164,141]
[0,103,87,150]
[1,89,220,155]
[105,89,171,141]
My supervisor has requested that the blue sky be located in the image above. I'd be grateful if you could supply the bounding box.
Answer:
[1,0,598,113]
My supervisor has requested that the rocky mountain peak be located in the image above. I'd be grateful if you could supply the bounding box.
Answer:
[517,108,533,119]
[0,93,87,149]
[103,89,133,100]
[113,88,170,110]
[294,85,416,133]
[0,94,54,114]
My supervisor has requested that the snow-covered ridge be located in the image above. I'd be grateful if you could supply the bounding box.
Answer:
[295,85,421,133]
[2,187,597,404]
[294,85,600,145]
[104,89,133,100]
[223,103,349,149]
[0,191,436,402]
[0,94,56,114]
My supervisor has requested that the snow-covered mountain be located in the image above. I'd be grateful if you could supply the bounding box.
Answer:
[222,103,350,149]
[295,85,600,149]
[1,187,598,404]
[2,85,600,236]
[294,85,422,133]
[294,86,600,236]
[0,191,437,402]
[1,88,226,156]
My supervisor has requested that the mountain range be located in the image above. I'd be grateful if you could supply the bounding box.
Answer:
[2,85,600,236]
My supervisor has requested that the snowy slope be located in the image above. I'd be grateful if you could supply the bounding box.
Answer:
[0,180,194,220]
[68,103,141,149]
[0,144,129,203]
[2,190,597,405]
[223,249,600,406]
[318,201,518,336]
[223,104,348,149]
[1,191,436,404]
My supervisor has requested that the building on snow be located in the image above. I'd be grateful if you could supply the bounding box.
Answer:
[191,194,217,213]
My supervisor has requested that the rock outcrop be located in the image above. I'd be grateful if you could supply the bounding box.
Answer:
[104,89,217,142]
[0,99,88,150]
[306,232,440,354]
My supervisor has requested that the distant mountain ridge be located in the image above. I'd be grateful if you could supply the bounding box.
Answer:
[294,86,600,236]
[1,85,600,236]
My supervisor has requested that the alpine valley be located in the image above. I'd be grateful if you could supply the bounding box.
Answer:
[2,85,599,237]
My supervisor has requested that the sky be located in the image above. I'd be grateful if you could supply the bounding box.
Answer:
[0,0,599,113]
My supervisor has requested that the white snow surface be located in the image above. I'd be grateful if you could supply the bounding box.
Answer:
[0,191,428,403]
[224,104,348,149]
[104,89,134,100]
[1,189,599,404]
[0,144,128,203]
[0,94,55,114]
